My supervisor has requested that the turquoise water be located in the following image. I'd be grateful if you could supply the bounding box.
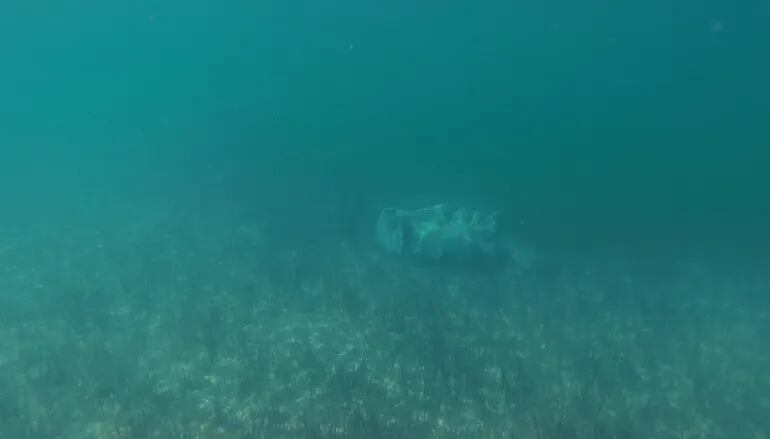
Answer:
[4,0,769,237]
[1,1,769,437]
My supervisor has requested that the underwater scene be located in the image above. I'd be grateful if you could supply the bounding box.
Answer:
[1,0,770,438]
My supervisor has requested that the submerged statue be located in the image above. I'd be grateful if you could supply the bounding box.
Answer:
[376,204,501,265]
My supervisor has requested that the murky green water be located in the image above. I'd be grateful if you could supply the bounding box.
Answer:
[1,1,769,437]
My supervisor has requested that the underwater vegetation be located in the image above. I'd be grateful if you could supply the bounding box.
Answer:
[0,205,768,439]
